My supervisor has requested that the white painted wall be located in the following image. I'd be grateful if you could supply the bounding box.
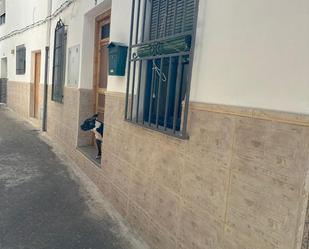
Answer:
[80,0,111,89]
[46,0,111,88]
[190,0,309,114]
[0,0,48,83]
[0,0,309,114]
[107,0,131,93]
[0,0,111,87]
[108,0,309,114]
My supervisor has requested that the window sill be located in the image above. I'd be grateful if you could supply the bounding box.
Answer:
[77,145,101,168]
[125,118,189,140]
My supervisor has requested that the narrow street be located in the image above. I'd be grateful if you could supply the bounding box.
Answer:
[0,107,145,249]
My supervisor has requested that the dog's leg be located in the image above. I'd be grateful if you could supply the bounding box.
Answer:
[95,139,102,159]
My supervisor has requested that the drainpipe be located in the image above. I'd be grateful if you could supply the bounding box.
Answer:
[42,46,49,131]
[42,0,52,131]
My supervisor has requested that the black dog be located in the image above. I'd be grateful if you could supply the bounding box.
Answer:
[80,114,104,159]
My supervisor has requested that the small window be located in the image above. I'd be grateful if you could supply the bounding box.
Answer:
[101,23,110,40]
[16,45,26,75]
[52,19,67,103]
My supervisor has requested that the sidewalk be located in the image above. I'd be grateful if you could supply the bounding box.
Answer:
[0,107,148,249]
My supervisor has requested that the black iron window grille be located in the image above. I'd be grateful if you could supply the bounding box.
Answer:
[125,0,199,139]
[52,19,67,103]
[16,45,26,75]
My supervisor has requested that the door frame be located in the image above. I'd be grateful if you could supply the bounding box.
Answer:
[93,9,111,120]
[33,51,41,119]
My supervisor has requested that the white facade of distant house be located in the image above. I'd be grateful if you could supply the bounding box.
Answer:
[0,0,308,112]
[0,0,48,84]
[0,0,112,89]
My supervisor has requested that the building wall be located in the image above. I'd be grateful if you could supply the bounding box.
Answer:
[44,0,112,151]
[0,0,48,118]
[108,0,309,115]
[100,92,309,249]
[46,86,79,149]
[103,2,309,246]
[191,0,309,114]
[6,81,31,118]
[1,1,309,249]
[0,0,110,119]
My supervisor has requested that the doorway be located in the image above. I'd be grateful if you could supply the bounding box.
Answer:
[33,52,41,119]
[78,10,111,166]
[94,10,110,122]
[0,57,7,103]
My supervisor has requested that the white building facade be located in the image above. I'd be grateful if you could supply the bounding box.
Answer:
[1,0,309,249]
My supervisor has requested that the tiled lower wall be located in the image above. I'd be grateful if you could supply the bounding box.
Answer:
[7,81,31,118]
[11,83,309,249]
[77,88,94,147]
[95,91,309,249]
[46,87,94,149]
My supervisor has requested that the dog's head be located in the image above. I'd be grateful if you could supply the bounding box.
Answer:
[80,114,99,131]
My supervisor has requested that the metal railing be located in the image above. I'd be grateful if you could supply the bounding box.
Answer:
[125,0,199,139]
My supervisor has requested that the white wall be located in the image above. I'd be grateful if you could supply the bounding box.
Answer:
[0,0,48,83]
[106,0,131,93]
[108,0,309,114]
[190,0,309,114]
[48,0,111,88]
[1,0,309,114]
[80,0,111,89]
[0,0,111,87]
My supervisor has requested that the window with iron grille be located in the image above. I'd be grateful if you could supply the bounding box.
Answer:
[16,45,26,75]
[125,0,199,138]
[52,19,67,103]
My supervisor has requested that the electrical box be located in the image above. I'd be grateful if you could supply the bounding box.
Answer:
[67,45,80,87]
[108,42,128,76]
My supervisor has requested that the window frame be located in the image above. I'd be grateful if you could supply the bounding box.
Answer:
[52,19,67,103]
[16,45,26,75]
[125,0,199,139]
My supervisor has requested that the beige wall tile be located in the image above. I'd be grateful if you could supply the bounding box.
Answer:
[7,81,31,118]
[181,159,230,222]
[109,185,129,218]
[150,185,180,237]
[147,220,177,249]
[8,89,307,249]
[129,167,153,211]
[127,201,151,242]
[178,202,223,249]
[100,93,309,249]
[152,146,184,195]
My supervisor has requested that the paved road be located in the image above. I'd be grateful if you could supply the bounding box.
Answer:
[0,107,144,249]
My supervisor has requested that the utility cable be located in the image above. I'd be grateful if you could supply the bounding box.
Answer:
[0,0,75,42]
